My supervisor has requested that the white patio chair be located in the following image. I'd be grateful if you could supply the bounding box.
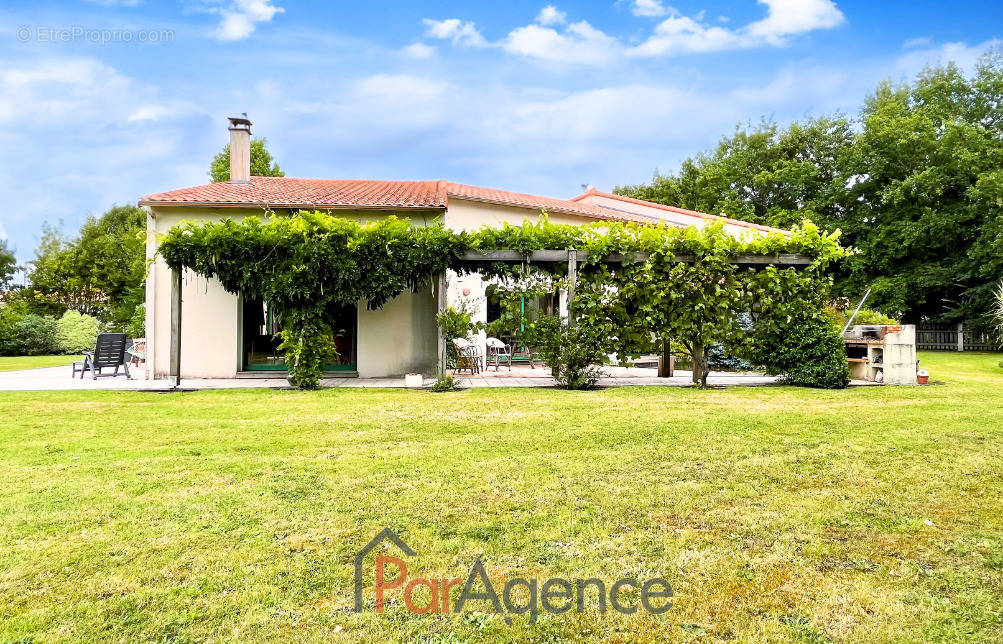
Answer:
[452,338,482,375]
[485,337,512,371]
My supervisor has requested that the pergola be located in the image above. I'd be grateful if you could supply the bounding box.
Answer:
[168,251,812,387]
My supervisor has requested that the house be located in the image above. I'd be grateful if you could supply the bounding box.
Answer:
[140,117,782,380]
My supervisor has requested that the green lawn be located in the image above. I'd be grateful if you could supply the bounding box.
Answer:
[0,352,1001,642]
[0,354,83,372]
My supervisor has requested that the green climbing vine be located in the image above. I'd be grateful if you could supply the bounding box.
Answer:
[158,210,848,389]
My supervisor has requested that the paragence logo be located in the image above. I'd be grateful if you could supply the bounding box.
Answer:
[354,528,673,624]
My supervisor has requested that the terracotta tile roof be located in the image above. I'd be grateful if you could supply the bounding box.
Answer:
[139,176,446,209]
[140,176,665,225]
[442,181,661,225]
[570,187,787,234]
[140,176,775,231]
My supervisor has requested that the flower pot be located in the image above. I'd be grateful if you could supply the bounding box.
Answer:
[404,373,423,388]
[917,369,929,385]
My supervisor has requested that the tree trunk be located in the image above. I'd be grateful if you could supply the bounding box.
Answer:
[657,339,674,377]
[691,344,708,387]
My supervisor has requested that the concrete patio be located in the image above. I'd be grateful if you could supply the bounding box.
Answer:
[0,363,783,391]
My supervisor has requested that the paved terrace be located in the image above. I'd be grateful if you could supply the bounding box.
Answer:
[0,363,786,391]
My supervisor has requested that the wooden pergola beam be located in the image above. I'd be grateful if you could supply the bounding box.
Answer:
[460,250,812,266]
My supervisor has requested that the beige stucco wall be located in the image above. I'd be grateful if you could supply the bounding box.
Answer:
[147,207,248,379]
[443,198,596,232]
[357,289,440,378]
[146,206,444,379]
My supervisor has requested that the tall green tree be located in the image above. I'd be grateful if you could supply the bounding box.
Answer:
[0,239,17,289]
[618,117,855,230]
[28,205,146,328]
[838,58,1003,324]
[209,138,285,182]
[619,51,1003,328]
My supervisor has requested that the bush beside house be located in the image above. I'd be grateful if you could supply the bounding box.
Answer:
[1,314,59,356]
[55,310,100,354]
[534,315,610,390]
[747,310,851,389]
[0,302,102,356]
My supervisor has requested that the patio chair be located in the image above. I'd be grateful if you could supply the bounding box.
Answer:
[485,337,512,371]
[452,338,482,375]
[508,340,537,368]
[72,332,131,380]
[126,338,147,366]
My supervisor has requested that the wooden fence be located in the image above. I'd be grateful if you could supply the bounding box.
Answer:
[916,323,1001,351]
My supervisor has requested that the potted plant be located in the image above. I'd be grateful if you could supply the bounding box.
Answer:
[404,372,423,388]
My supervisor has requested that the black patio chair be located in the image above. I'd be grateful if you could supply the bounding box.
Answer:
[72,333,131,380]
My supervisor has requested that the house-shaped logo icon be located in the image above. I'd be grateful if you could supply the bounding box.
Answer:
[353,527,417,612]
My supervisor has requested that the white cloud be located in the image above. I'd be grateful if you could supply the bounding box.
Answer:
[505,21,621,65]
[352,74,452,105]
[401,42,436,59]
[0,59,135,123]
[422,18,487,47]
[744,0,844,44]
[903,37,932,50]
[424,0,846,65]
[629,15,741,56]
[536,5,567,26]
[893,39,1002,77]
[630,0,844,57]
[211,0,284,41]
[631,0,673,18]
[0,57,211,263]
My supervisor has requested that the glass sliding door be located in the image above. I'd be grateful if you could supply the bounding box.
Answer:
[327,302,357,370]
[243,299,284,370]
[242,298,357,371]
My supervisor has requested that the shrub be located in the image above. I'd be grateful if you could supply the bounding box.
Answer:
[125,303,146,339]
[4,314,59,356]
[748,312,850,389]
[430,375,458,392]
[832,306,898,328]
[55,310,100,354]
[0,302,26,355]
[534,316,608,390]
[436,299,480,369]
[278,314,336,390]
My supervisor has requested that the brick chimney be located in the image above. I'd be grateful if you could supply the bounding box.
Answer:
[227,113,252,183]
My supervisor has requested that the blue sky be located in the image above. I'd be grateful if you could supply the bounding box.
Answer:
[0,0,1001,264]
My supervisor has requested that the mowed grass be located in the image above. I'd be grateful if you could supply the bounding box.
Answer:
[0,355,82,372]
[0,352,1001,642]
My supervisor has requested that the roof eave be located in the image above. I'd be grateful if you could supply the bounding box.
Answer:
[138,200,447,212]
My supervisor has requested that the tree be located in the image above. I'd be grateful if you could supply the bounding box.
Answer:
[618,50,1003,329]
[209,138,285,182]
[0,239,17,289]
[836,58,1003,325]
[627,225,752,386]
[28,205,146,327]
[617,117,854,230]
